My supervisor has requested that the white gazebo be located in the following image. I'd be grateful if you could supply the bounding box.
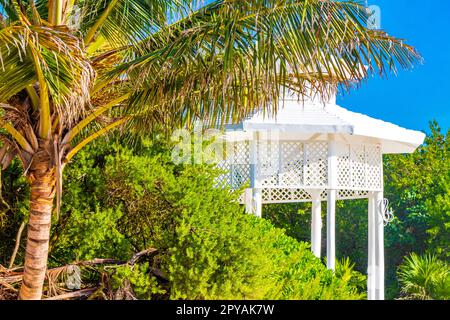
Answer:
[215,89,425,300]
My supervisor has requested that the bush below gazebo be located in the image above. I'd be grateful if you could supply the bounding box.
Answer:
[0,137,365,300]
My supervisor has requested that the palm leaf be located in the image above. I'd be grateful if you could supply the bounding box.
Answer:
[0,23,94,127]
[108,0,420,131]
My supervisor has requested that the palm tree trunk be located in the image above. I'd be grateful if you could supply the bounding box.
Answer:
[18,162,56,300]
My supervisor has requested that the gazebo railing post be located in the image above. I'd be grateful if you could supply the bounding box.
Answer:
[368,191,376,300]
[244,188,254,214]
[248,130,262,217]
[310,190,323,258]
[253,189,263,218]
[375,190,385,300]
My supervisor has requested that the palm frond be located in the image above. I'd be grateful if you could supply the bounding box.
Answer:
[108,0,420,131]
[398,253,449,300]
[79,0,192,48]
[0,23,94,127]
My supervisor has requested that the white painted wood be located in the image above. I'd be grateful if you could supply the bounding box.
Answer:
[253,188,263,218]
[328,138,338,189]
[310,190,322,258]
[244,189,253,214]
[250,132,258,188]
[368,192,376,300]
[375,191,385,300]
[247,132,259,217]
[224,98,426,154]
[327,189,336,270]
[326,138,338,270]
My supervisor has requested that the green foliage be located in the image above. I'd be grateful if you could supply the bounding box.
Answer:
[2,122,447,300]
[263,200,370,273]
[263,202,312,242]
[335,257,367,294]
[426,179,450,258]
[270,232,365,300]
[384,121,450,260]
[51,206,131,262]
[48,137,364,300]
[383,122,450,297]
[398,253,450,300]
[263,122,450,300]
[0,159,29,266]
[111,263,165,300]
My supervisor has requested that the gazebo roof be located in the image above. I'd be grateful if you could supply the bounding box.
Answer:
[225,96,425,154]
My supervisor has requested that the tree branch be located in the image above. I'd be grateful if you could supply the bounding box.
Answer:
[8,221,26,270]
[43,287,99,300]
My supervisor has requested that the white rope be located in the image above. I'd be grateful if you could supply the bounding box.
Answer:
[379,198,395,226]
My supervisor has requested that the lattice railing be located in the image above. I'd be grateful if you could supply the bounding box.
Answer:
[321,189,370,201]
[262,188,311,203]
[304,142,328,187]
[336,144,382,191]
[217,140,383,199]
[238,188,371,204]
[216,141,251,189]
[279,142,304,187]
[256,141,328,188]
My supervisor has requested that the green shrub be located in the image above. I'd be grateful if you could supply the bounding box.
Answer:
[2,136,365,300]
[398,253,450,300]
[111,263,165,300]
[73,138,365,299]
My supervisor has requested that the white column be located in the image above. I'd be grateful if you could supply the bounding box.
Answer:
[367,192,376,300]
[249,131,261,217]
[244,188,253,214]
[253,188,262,218]
[374,191,385,300]
[311,190,322,258]
[327,137,338,271]
[326,189,336,270]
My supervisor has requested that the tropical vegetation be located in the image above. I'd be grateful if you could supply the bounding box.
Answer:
[0,137,366,300]
[0,0,432,300]
[397,253,449,300]
[264,122,450,300]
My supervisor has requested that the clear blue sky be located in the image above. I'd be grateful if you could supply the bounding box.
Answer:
[337,0,450,133]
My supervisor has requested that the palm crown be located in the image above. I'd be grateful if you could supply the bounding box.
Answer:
[0,0,420,300]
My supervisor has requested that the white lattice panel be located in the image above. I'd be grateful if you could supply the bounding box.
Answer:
[218,139,383,198]
[262,188,370,203]
[365,145,382,189]
[279,142,304,187]
[215,141,251,189]
[262,188,311,203]
[319,189,369,201]
[257,141,280,187]
[337,154,351,187]
[336,143,382,191]
[350,145,366,188]
[337,189,369,200]
[305,142,328,187]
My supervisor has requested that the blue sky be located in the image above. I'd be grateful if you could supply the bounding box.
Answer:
[337,0,450,133]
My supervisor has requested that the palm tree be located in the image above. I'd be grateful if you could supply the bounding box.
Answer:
[398,253,449,300]
[0,0,420,300]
